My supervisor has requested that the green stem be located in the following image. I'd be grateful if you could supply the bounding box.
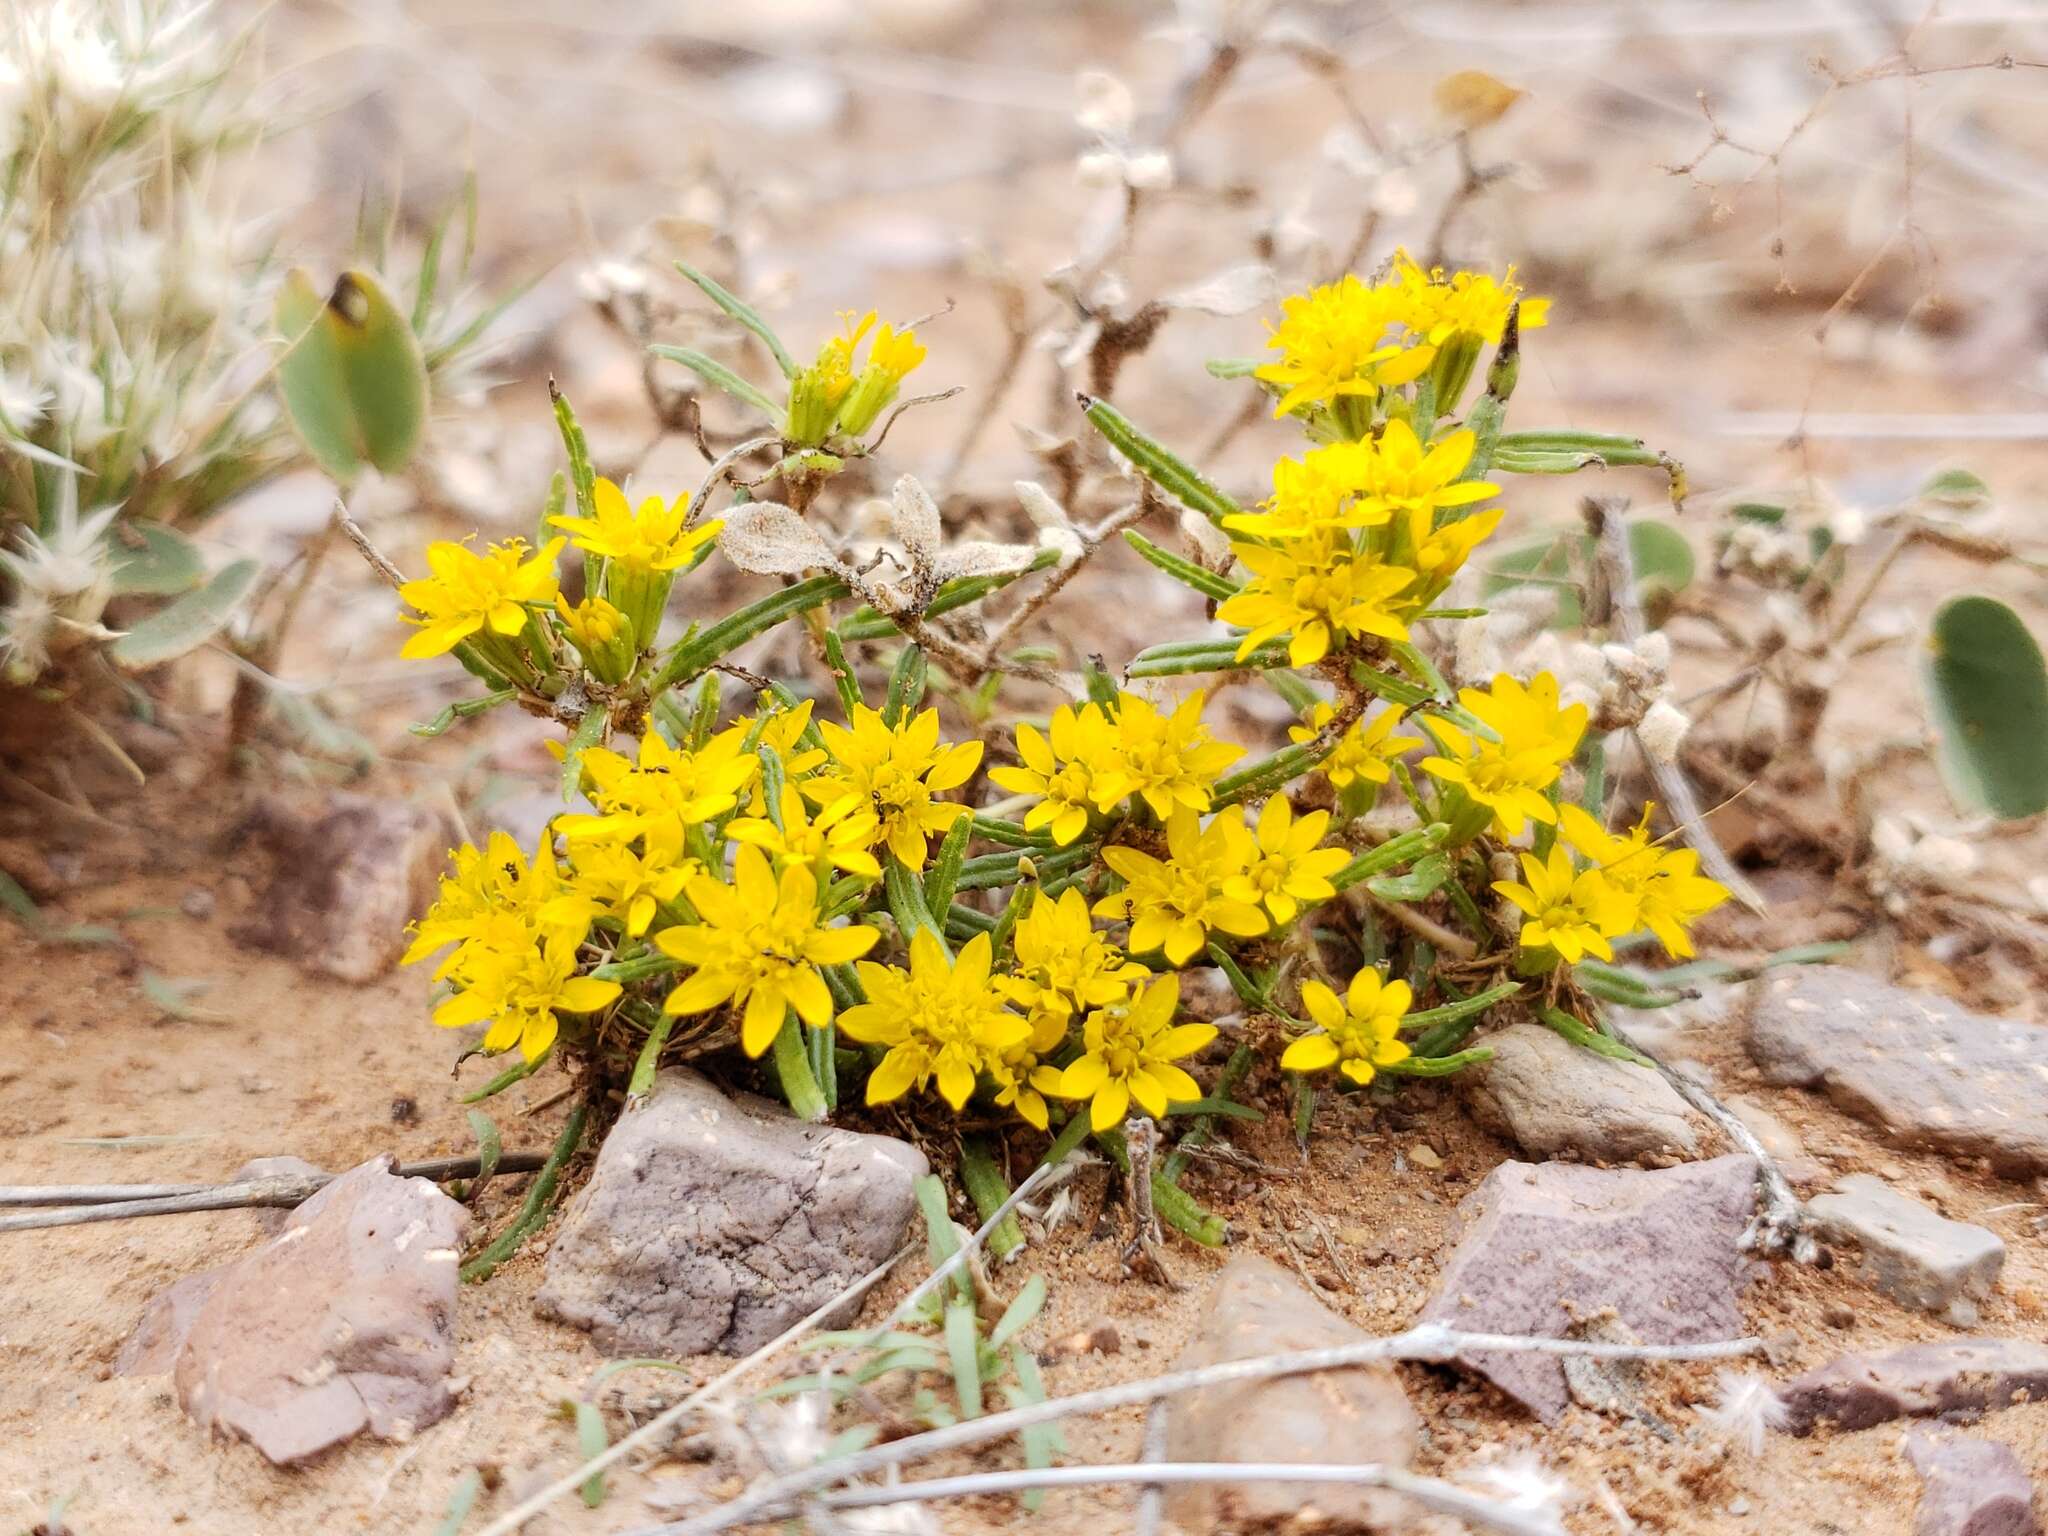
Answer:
[959,1138,1024,1260]
[772,1011,830,1122]
[462,1102,588,1282]
[1163,1041,1253,1183]
[1330,824,1449,892]
[627,1012,675,1099]
[460,1050,550,1103]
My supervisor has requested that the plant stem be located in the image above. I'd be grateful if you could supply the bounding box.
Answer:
[771,1013,829,1123]
[462,1102,588,1282]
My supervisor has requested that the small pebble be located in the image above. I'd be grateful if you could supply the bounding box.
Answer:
[175,1072,202,1094]
[180,887,216,920]
[1409,1144,1444,1170]
[1822,1302,1856,1330]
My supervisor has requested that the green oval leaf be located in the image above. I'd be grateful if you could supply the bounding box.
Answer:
[1918,467,1992,513]
[276,268,429,484]
[109,523,205,596]
[110,560,260,669]
[1921,595,2048,821]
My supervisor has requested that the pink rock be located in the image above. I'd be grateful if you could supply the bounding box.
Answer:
[1779,1339,2048,1437]
[1416,1155,1759,1420]
[1905,1434,2041,1536]
[118,1156,468,1465]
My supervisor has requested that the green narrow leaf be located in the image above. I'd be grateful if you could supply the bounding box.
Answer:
[1365,852,1450,902]
[1123,529,1241,601]
[410,688,517,739]
[110,560,260,669]
[648,344,784,421]
[1918,467,1992,513]
[923,816,973,921]
[958,1137,1023,1260]
[0,868,39,926]
[1080,396,1244,525]
[461,1051,549,1103]
[674,262,800,378]
[943,1299,984,1419]
[1008,1345,1062,1511]
[572,1401,608,1507]
[988,1274,1048,1351]
[109,524,205,596]
[1922,594,2048,820]
[432,1469,483,1536]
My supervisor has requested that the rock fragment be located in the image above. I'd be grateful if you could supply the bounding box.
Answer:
[1166,1254,1419,1531]
[1416,1155,1758,1420]
[1778,1339,2048,1436]
[536,1069,926,1356]
[1458,1020,1704,1164]
[1807,1175,2005,1324]
[1746,969,2048,1176]
[118,1157,468,1465]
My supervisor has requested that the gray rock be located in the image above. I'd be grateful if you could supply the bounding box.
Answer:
[1906,1433,2042,1536]
[117,1157,468,1465]
[1416,1155,1759,1421]
[1779,1339,2048,1436]
[236,793,453,984]
[536,1070,926,1356]
[1458,1021,1704,1164]
[1165,1254,1418,1532]
[1745,970,2048,1176]
[1807,1175,2005,1325]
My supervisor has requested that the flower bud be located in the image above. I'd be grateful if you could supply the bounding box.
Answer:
[554,593,637,684]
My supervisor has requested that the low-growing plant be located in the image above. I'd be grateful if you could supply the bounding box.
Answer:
[384,253,1752,1259]
[0,0,505,709]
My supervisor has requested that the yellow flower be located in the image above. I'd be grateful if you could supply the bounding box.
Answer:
[404,831,589,981]
[1491,843,1633,964]
[839,931,1028,1110]
[1221,795,1350,924]
[1225,443,1387,539]
[1560,803,1729,958]
[1090,691,1243,820]
[1350,420,1498,532]
[554,834,697,939]
[549,478,720,573]
[1097,809,1268,965]
[1254,274,1435,418]
[1406,506,1503,601]
[746,695,829,778]
[1217,530,1414,667]
[398,537,563,660]
[1290,703,1420,791]
[562,724,761,860]
[1055,974,1215,1131]
[431,931,620,1063]
[996,887,1146,1021]
[1280,970,1413,1086]
[728,784,883,880]
[987,1033,1067,1131]
[796,311,930,440]
[1419,671,1586,838]
[988,701,1118,846]
[655,845,879,1056]
[806,705,983,871]
[1392,252,1551,346]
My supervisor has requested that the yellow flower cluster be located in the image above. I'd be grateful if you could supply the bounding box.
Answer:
[1255,252,1549,419]
[1215,420,1501,668]
[788,310,930,444]
[1420,671,1587,839]
[843,891,1213,1135]
[990,690,1242,846]
[403,831,618,1063]
[399,477,721,677]
[1492,802,1732,965]
[1096,795,1346,964]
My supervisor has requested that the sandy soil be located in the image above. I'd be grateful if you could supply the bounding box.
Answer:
[7,1,2048,1532]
